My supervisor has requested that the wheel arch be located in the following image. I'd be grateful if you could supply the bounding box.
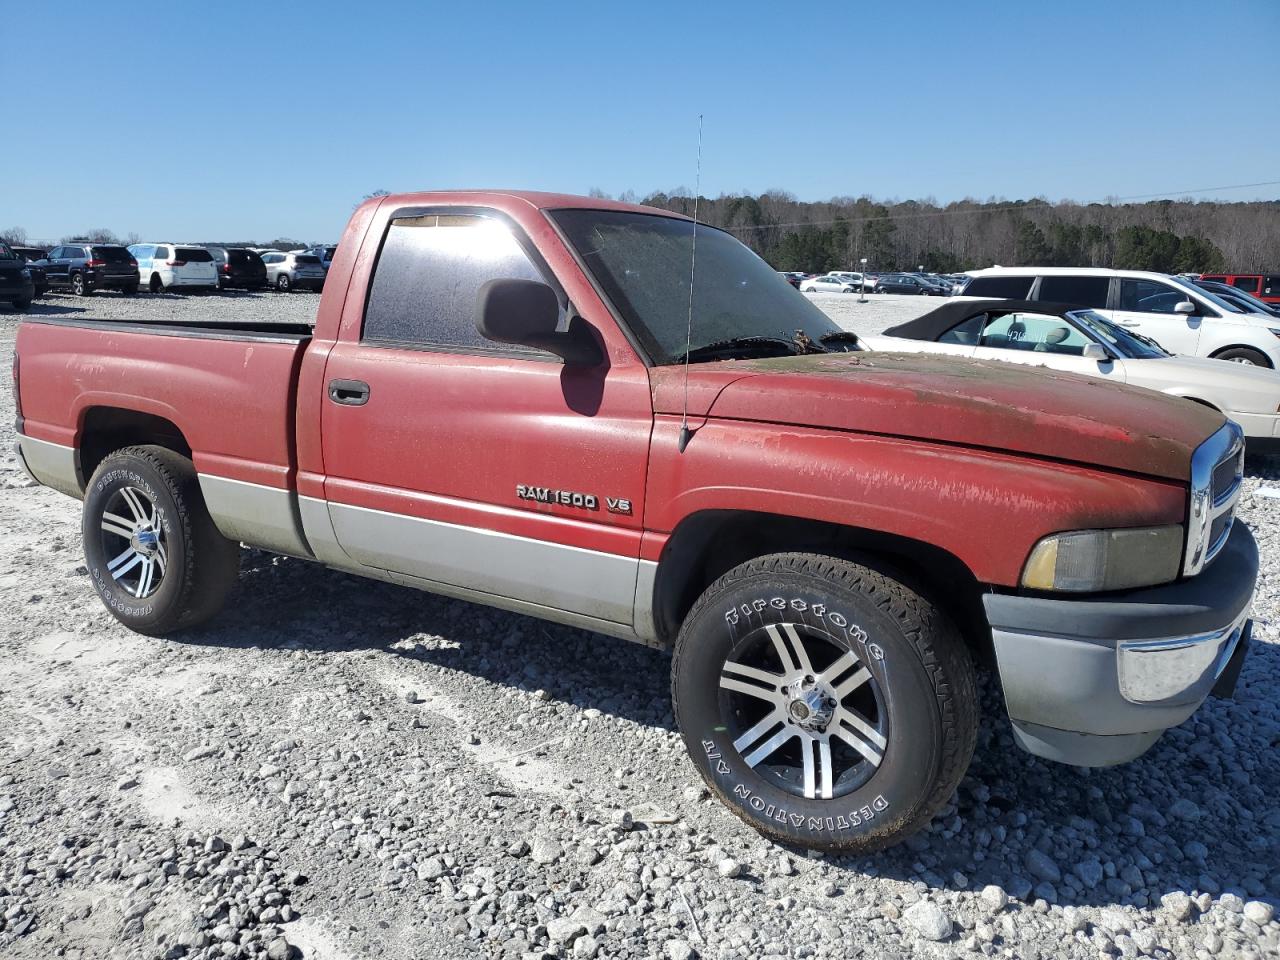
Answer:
[649,509,991,663]
[78,406,193,488]
[1208,344,1274,368]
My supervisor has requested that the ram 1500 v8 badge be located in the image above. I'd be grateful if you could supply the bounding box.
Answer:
[13,191,1256,852]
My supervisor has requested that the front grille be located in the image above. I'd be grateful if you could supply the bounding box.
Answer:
[1185,422,1244,576]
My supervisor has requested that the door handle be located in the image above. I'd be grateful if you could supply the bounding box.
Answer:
[328,379,370,406]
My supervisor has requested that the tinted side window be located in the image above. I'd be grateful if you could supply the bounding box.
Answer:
[1263,276,1280,297]
[362,214,551,352]
[962,276,1034,298]
[1118,279,1185,314]
[154,246,171,260]
[1037,275,1109,309]
[1231,276,1261,294]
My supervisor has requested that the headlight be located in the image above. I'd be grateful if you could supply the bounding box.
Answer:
[1021,526,1183,592]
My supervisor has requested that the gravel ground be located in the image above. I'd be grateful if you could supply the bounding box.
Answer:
[0,292,1278,960]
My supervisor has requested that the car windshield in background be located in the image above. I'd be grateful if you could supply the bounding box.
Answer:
[297,255,321,265]
[230,250,260,264]
[0,243,16,260]
[551,210,842,364]
[176,247,214,262]
[92,246,133,262]
[1166,275,1242,314]
[1069,310,1169,360]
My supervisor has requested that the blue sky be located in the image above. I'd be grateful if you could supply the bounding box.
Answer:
[4,0,1277,243]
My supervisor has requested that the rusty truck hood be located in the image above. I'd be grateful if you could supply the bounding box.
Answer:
[650,352,1223,481]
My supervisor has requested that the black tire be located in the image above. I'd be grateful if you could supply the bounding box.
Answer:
[672,552,977,853]
[70,272,87,296]
[149,274,164,294]
[1213,347,1271,367]
[82,446,240,635]
[121,282,139,295]
[12,298,31,312]
[276,274,291,292]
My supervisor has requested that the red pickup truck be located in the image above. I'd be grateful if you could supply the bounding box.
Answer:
[14,191,1257,853]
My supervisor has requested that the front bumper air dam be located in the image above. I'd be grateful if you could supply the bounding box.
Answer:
[983,522,1258,767]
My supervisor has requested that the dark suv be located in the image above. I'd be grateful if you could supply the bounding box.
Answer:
[39,244,139,296]
[206,246,269,290]
[11,247,49,297]
[0,242,35,311]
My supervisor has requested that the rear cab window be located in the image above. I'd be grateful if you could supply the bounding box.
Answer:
[361,213,557,355]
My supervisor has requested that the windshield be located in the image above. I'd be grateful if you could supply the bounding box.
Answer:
[0,243,15,261]
[1166,275,1241,314]
[551,209,843,364]
[1070,309,1169,359]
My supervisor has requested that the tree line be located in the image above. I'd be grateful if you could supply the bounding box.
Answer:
[7,191,1276,273]
[604,191,1278,275]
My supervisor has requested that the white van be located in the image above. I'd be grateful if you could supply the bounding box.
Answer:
[127,243,219,293]
[960,267,1280,367]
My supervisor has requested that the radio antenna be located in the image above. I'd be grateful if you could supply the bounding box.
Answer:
[678,114,703,454]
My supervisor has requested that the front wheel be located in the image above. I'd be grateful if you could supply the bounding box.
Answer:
[1213,347,1270,367]
[672,553,977,853]
[121,282,139,295]
[12,298,31,312]
[82,446,240,635]
[70,272,87,296]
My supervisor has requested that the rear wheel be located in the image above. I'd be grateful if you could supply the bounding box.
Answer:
[276,274,292,292]
[1213,347,1270,367]
[12,298,32,312]
[82,446,240,635]
[149,274,164,294]
[70,272,87,296]
[672,553,977,853]
[121,282,139,295]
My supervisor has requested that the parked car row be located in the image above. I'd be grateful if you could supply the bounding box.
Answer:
[791,269,965,295]
[2,242,338,301]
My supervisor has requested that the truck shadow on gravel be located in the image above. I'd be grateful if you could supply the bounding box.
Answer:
[182,549,1278,913]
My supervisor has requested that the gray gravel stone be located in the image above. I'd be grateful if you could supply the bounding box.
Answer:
[980,885,1008,911]
[1244,900,1274,926]
[903,899,952,941]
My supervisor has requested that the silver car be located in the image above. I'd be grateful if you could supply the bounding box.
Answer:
[261,252,326,292]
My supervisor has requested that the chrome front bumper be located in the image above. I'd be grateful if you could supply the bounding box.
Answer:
[1117,609,1250,704]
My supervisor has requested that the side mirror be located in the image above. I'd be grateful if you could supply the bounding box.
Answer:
[1174,300,1195,315]
[1081,342,1111,362]
[476,278,603,366]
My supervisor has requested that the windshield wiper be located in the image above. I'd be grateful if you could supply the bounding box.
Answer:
[672,335,802,364]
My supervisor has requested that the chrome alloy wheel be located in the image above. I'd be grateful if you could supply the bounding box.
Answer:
[718,622,887,801]
[99,486,167,599]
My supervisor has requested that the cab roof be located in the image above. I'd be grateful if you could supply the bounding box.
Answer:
[368,189,689,219]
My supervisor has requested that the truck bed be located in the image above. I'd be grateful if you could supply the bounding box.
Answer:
[16,315,312,508]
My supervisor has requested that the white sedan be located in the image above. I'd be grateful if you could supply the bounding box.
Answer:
[859,298,1280,449]
[802,276,858,293]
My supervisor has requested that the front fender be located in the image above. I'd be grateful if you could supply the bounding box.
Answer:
[642,416,1187,587]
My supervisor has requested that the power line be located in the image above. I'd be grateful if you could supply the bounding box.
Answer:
[684,178,1280,233]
